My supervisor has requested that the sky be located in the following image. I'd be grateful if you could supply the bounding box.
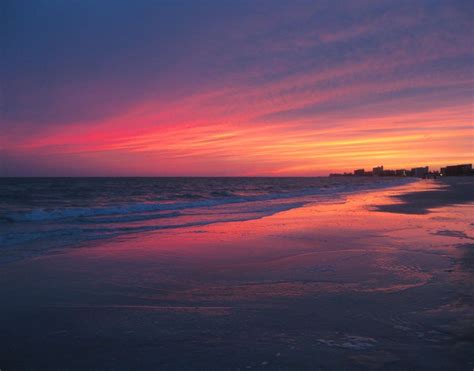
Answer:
[1,0,473,176]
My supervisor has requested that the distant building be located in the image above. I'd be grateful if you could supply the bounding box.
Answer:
[411,166,429,178]
[441,164,472,176]
[382,170,396,176]
[329,172,353,177]
[373,166,384,176]
[329,163,472,178]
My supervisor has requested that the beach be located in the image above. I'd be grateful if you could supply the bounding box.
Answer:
[0,177,473,370]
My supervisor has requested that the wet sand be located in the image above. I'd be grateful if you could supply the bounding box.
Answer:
[0,178,473,370]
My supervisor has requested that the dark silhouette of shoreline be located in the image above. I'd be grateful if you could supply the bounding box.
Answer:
[375,177,474,214]
[330,163,473,178]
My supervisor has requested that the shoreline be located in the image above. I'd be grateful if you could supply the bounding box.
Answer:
[0,176,416,265]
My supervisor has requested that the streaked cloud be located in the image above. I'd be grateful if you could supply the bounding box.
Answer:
[1,0,473,175]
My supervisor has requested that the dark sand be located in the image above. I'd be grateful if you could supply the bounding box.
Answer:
[376,177,474,214]
[0,178,473,370]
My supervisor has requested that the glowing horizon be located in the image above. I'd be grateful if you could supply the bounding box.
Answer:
[1,1,473,176]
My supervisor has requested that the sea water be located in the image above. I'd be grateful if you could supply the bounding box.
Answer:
[0,177,414,261]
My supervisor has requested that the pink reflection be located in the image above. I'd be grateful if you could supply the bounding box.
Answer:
[9,180,468,306]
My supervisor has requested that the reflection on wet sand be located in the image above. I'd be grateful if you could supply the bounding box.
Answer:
[0,179,473,370]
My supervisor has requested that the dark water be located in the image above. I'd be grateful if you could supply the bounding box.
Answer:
[0,177,413,260]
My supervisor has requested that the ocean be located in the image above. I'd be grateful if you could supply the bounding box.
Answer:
[0,177,413,262]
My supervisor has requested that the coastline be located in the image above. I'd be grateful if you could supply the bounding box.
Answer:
[0,176,415,265]
[0,178,472,370]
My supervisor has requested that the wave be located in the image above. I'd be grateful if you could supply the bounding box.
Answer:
[4,178,415,223]
[5,198,246,222]
[0,201,308,249]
